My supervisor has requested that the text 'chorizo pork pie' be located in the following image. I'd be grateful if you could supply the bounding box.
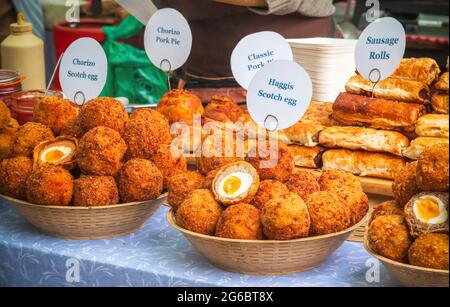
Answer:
[117,159,163,203]
[404,192,449,237]
[76,126,127,176]
[212,161,260,206]
[124,109,171,160]
[261,192,310,240]
[79,97,128,133]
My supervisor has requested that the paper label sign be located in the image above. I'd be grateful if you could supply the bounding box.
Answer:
[355,17,406,82]
[231,32,293,89]
[144,8,192,72]
[59,38,108,105]
[247,60,312,131]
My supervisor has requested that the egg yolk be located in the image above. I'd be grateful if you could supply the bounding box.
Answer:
[416,197,440,222]
[44,149,65,163]
[223,176,242,195]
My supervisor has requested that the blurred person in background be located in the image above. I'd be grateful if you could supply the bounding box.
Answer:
[152,0,339,103]
[0,0,17,66]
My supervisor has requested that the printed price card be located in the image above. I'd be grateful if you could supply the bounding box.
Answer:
[355,17,406,82]
[246,60,312,131]
[144,8,192,72]
[231,31,293,89]
[59,37,108,105]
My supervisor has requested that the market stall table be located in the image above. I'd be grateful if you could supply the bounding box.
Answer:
[0,200,401,287]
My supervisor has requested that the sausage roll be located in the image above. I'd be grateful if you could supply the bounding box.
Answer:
[431,93,449,114]
[415,114,449,139]
[391,58,441,85]
[287,145,326,169]
[322,149,407,180]
[402,137,449,160]
[332,93,426,132]
[434,72,449,92]
[319,126,410,156]
[345,75,430,104]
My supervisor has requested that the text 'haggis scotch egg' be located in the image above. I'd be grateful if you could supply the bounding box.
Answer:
[405,192,449,237]
[212,161,260,206]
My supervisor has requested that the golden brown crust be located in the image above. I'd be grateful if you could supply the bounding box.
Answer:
[0,133,13,160]
[431,93,449,114]
[434,72,449,92]
[261,192,310,240]
[117,159,163,203]
[156,89,204,125]
[215,203,263,240]
[287,145,325,169]
[301,101,335,126]
[368,215,413,262]
[408,233,449,270]
[203,96,244,123]
[322,149,407,180]
[246,141,294,182]
[167,171,206,210]
[251,180,289,210]
[278,122,325,147]
[79,97,128,134]
[285,170,320,199]
[76,126,127,176]
[11,122,55,157]
[123,110,171,160]
[175,189,223,235]
[403,137,449,160]
[370,200,403,225]
[415,114,449,138]
[319,126,410,156]
[0,156,33,199]
[33,96,79,135]
[332,93,426,132]
[73,176,119,207]
[319,169,364,193]
[391,58,441,85]
[25,165,73,206]
[416,144,449,192]
[0,100,11,131]
[304,191,351,235]
[345,75,431,104]
[392,162,420,207]
[151,144,187,188]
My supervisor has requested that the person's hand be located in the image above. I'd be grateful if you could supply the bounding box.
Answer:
[212,0,267,7]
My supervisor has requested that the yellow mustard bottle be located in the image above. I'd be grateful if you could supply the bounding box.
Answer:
[1,13,46,90]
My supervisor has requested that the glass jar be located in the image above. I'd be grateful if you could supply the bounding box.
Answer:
[0,70,22,108]
[11,90,63,125]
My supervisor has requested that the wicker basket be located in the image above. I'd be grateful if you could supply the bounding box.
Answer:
[364,222,449,287]
[212,0,267,7]
[167,209,368,275]
[1,193,167,240]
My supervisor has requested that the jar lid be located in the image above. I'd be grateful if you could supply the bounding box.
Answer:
[10,13,32,34]
[0,70,20,84]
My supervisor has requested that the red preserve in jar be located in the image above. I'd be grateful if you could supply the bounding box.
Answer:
[11,90,63,125]
[0,70,22,108]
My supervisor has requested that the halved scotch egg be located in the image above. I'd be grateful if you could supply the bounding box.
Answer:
[212,161,260,206]
[404,192,449,237]
[33,136,78,170]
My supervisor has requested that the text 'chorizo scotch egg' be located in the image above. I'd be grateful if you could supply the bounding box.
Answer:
[212,161,260,206]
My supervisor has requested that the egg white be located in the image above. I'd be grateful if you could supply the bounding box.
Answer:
[40,146,73,163]
[413,195,448,225]
[217,172,253,200]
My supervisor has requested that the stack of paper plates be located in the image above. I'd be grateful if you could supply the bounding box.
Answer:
[288,38,357,102]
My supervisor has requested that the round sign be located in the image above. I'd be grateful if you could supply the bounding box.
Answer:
[231,31,293,89]
[59,38,108,105]
[355,17,406,82]
[247,60,312,131]
[144,8,192,72]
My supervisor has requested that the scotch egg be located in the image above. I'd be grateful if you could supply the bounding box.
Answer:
[33,136,78,170]
[404,192,449,237]
[212,161,260,206]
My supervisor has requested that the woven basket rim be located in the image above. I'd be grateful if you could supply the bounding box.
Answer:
[167,208,369,244]
[0,193,168,210]
[363,213,449,275]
